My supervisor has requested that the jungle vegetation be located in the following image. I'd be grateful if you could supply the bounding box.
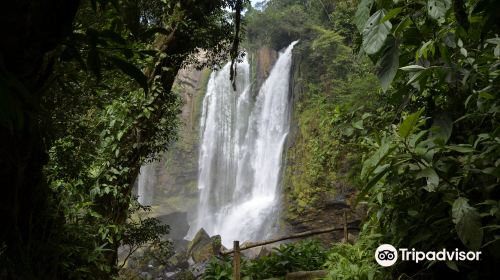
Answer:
[206,0,500,279]
[0,0,246,278]
[1,0,499,279]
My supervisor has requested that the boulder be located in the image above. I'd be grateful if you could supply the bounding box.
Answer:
[257,246,273,258]
[241,244,274,259]
[187,228,211,255]
[187,229,221,263]
[166,249,189,271]
[191,243,215,263]
[189,260,210,279]
[340,233,357,244]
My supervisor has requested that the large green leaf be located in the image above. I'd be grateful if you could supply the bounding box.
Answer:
[447,145,475,153]
[376,37,399,92]
[394,17,412,38]
[352,119,364,129]
[362,10,392,55]
[354,0,375,33]
[430,115,452,145]
[108,56,149,94]
[416,167,439,191]
[357,166,390,203]
[406,68,432,85]
[400,65,427,72]
[427,0,452,20]
[381,7,402,23]
[361,137,394,179]
[398,109,424,138]
[452,198,483,250]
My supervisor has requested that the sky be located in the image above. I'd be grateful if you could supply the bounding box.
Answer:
[250,0,267,9]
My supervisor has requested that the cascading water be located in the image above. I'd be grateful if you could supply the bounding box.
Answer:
[137,163,156,205]
[187,41,298,247]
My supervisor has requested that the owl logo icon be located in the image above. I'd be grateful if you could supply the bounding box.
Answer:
[375,244,398,266]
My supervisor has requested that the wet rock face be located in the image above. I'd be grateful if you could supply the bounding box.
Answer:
[151,67,209,214]
[284,193,365,245]
[132,65,211,219]
[255,45,278,90]
[156,212,190,250]
[279,49,368,245]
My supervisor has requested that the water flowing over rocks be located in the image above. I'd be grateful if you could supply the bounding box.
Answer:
[187,41,299,247]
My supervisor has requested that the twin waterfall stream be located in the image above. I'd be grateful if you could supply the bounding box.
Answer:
[139,41,298,247]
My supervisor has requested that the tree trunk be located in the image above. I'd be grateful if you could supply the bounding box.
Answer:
[0,1,80,278]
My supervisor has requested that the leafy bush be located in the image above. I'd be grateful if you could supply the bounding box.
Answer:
[203,239,327,280]
[353,0,500,278]
[204,256,234,280]
[324,238,380,280]
[260,0,383,216]
[244,239,327,278]
[247,0,499,279]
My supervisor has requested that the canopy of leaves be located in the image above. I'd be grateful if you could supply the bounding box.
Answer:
[0,0,246,278]
[353,0,500,277]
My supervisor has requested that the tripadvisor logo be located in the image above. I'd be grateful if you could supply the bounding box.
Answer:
[375,244,398,267]
[374,244,481,267]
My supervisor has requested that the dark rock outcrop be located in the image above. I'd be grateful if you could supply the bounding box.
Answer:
[255,45,278,90]
[186,228,222,263]
[157,212,190,250]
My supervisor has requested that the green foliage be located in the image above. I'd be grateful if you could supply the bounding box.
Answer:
[376,37,399,92]
[353,0,500,277]
[119,205,174,276]
[245,3,310,50]
[1,0,247,278]
[452,197,483,251]
[427,0,452,21]
[245,239,327,278]
[362,10,392,55]
[330,1,358,44]
[204,239,327,280]
[108,56,150,94]
[324,237,381,280]
[204,256,233,280]
[354,0,374,33]
[250,0,499,279]
[123,218,166,250]
[244,0,345,50]
[252,0,382,215]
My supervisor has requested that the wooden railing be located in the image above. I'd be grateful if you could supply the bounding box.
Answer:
[224,210,359,279]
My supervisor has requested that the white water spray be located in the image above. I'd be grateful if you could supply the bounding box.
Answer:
[188,41,298,246]
[137,163,155,206]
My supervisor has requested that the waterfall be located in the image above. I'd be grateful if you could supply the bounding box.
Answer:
[187,41,298,247]
[137,163,156,205]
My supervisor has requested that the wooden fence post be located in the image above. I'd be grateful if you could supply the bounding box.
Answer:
[233,240,240,280]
